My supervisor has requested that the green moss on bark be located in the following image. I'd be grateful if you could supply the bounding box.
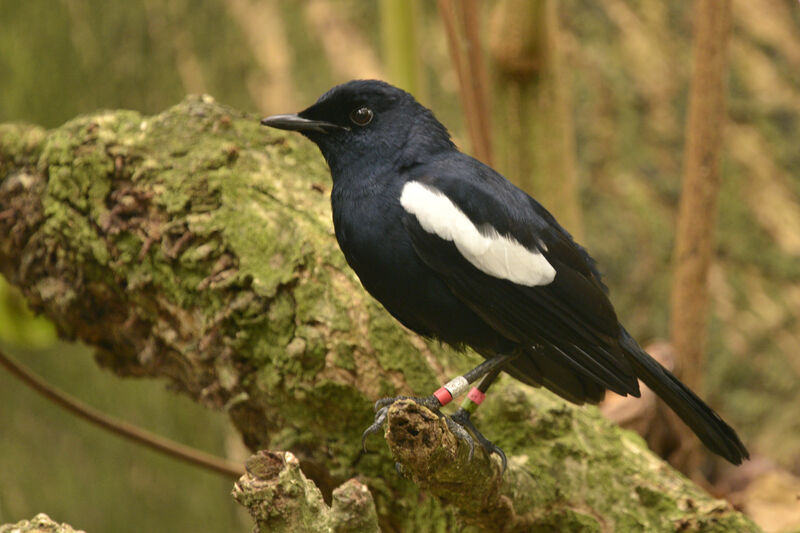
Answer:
[0,98,760,532]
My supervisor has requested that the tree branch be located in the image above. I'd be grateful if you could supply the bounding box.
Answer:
[233,450,379,533]
[0,347,244,478]
[0,98,758,532]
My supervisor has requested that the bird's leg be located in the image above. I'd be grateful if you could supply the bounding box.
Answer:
[450,367,508,471]
[361,353,516,456]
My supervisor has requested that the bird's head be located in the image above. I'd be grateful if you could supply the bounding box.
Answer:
[262,80,455,177]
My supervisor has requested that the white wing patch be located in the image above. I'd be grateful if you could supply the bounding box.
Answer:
[400,181,556,287]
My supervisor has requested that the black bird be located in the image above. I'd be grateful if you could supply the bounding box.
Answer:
[261,80,748,467]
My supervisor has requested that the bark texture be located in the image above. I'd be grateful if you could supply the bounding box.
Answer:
[0,98,758,532]
[232,450,380,533]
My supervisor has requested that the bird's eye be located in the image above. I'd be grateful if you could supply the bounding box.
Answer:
[349,106,374,126]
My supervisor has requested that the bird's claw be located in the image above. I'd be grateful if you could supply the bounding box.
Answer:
[362,395,443,452]
[373,395,442,413]
[445,415,476,460]
[361,405,390,452]
[451,408,508,473]
[361,396,506,473]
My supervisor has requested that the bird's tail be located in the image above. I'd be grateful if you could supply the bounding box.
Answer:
[619,328,749,465]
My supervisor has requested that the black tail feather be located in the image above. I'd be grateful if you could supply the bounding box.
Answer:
[619,329,749,465]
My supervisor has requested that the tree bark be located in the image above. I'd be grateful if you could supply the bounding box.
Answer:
[233,450,380,533]
[0,98,758,532]
[669,0,732,473]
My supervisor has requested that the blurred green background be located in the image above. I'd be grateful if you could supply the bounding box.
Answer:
[1,1,799,531]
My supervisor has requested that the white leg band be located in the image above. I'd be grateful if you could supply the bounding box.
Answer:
[443,376,469,399]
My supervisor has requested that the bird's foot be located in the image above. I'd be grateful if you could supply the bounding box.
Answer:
[451,407,508,472]
[361,396,503,471]
[361,395,443,452]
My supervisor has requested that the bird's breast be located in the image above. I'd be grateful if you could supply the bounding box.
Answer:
[329,183,510,352]
[331,185,411,291]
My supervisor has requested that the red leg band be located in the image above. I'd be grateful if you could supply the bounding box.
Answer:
[434,387,453,406]
[467,387,486,405]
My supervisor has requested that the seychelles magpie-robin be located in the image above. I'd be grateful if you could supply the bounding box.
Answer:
[261,80,748,467]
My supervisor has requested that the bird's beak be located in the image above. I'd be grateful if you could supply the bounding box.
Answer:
[260,114,347,134]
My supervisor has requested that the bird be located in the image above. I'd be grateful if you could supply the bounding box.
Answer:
[261,79,749,468]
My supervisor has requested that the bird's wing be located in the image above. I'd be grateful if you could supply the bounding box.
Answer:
[399,169,640,396]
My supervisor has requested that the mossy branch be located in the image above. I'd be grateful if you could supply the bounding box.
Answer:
[233,450,379,533]
[0,98,758,532]
[0,514,84,533]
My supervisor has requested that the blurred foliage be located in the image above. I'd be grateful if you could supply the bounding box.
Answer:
[1,0,799,530]
[0,279,55,347]
[560,1,800,472]
[0,268,249,531]
[0,339,248,531]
